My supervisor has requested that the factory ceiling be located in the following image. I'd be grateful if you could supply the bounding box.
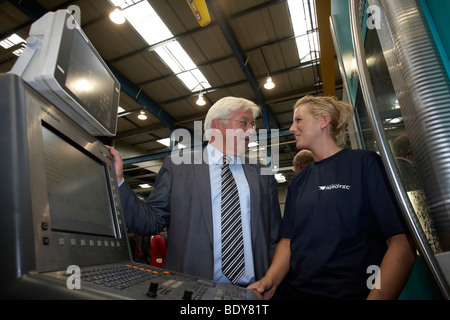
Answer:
[0,0,342,196]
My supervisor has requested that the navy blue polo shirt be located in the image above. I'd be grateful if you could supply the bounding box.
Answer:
[279,149,408,299]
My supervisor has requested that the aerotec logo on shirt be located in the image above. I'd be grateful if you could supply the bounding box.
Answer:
[318,184,351,191]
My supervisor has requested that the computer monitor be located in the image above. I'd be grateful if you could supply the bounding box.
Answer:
[1,74,265,301]
[1,9,263,300]
[42,123,117,239]
[10,9,120,136]
[1,73,129,274]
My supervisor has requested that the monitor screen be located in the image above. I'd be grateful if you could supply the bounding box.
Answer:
[55,25,118,134]
[42,123,116,237]
[11,10,120,136]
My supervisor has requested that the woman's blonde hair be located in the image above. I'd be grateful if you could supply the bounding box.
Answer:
[294,95,354,145]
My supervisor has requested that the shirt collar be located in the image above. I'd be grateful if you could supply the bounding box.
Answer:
[206,144,243,166]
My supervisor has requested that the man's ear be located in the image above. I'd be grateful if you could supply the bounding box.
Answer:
[211,118,221,129]
[320,114,331,129]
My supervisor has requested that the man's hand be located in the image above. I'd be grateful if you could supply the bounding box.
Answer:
[106,146,124,183]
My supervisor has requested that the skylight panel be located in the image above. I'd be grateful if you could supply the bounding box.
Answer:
[154,46,183,74]
[164,41,197,71]
[122,1,173,45]
[188,69,210,89]
[110,0,211,92]
[0,34,26,56]
[287,0,320,63]
[289,1,307,35]
[177,69,211,92]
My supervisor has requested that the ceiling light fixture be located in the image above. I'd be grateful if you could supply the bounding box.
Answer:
[110,7,125,24]
[138,110,147,120]
[196,93,206,106]
[264,76,275,90]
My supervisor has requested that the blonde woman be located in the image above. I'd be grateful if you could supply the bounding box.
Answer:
[249,96,415,300]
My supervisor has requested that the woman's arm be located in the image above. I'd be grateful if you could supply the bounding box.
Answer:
[248,238,291,300]
[367,233,416,300]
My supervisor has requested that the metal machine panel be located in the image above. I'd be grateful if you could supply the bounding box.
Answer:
[348,0,450,298]
[0,73,261,300]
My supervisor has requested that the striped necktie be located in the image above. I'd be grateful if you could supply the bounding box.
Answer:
[221,155,245,284]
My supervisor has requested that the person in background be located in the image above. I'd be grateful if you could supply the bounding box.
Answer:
[108,97,281,287]
[150,232,167,268]
[249,95,416,299]
[292,149,313,173]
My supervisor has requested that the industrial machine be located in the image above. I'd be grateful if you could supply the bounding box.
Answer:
[0,9,260,301]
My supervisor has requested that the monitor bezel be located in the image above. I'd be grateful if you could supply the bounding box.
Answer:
[53,25,119,134]
[23,82,129,272]
[13,9,120,137]
[41,121,119,239]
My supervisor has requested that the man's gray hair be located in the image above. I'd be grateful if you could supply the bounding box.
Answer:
[204,97,260,140]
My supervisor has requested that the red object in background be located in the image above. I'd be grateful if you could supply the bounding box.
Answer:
[150,235,167,268]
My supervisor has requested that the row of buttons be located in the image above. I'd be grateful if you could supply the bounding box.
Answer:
[82,265,159,290]
[214,288,248,300]
[57,238,123,248]
[81,264,169,291]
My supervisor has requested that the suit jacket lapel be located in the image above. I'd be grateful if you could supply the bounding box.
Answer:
[242,163,260,244]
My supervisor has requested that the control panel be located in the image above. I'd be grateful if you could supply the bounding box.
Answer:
[40,262,262,300]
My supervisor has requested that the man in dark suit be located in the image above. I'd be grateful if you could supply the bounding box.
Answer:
[108,97,281,287]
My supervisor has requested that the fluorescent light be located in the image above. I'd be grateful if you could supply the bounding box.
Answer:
[139,183,151,189]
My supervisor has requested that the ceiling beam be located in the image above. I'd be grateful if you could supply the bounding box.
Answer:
[7,0,47,20]
[115,80,344,142]
[108,64,176,131]
[315,0,335,96]
[142,59,320,104]
[109,0,287,65]
[135,37,316,87]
